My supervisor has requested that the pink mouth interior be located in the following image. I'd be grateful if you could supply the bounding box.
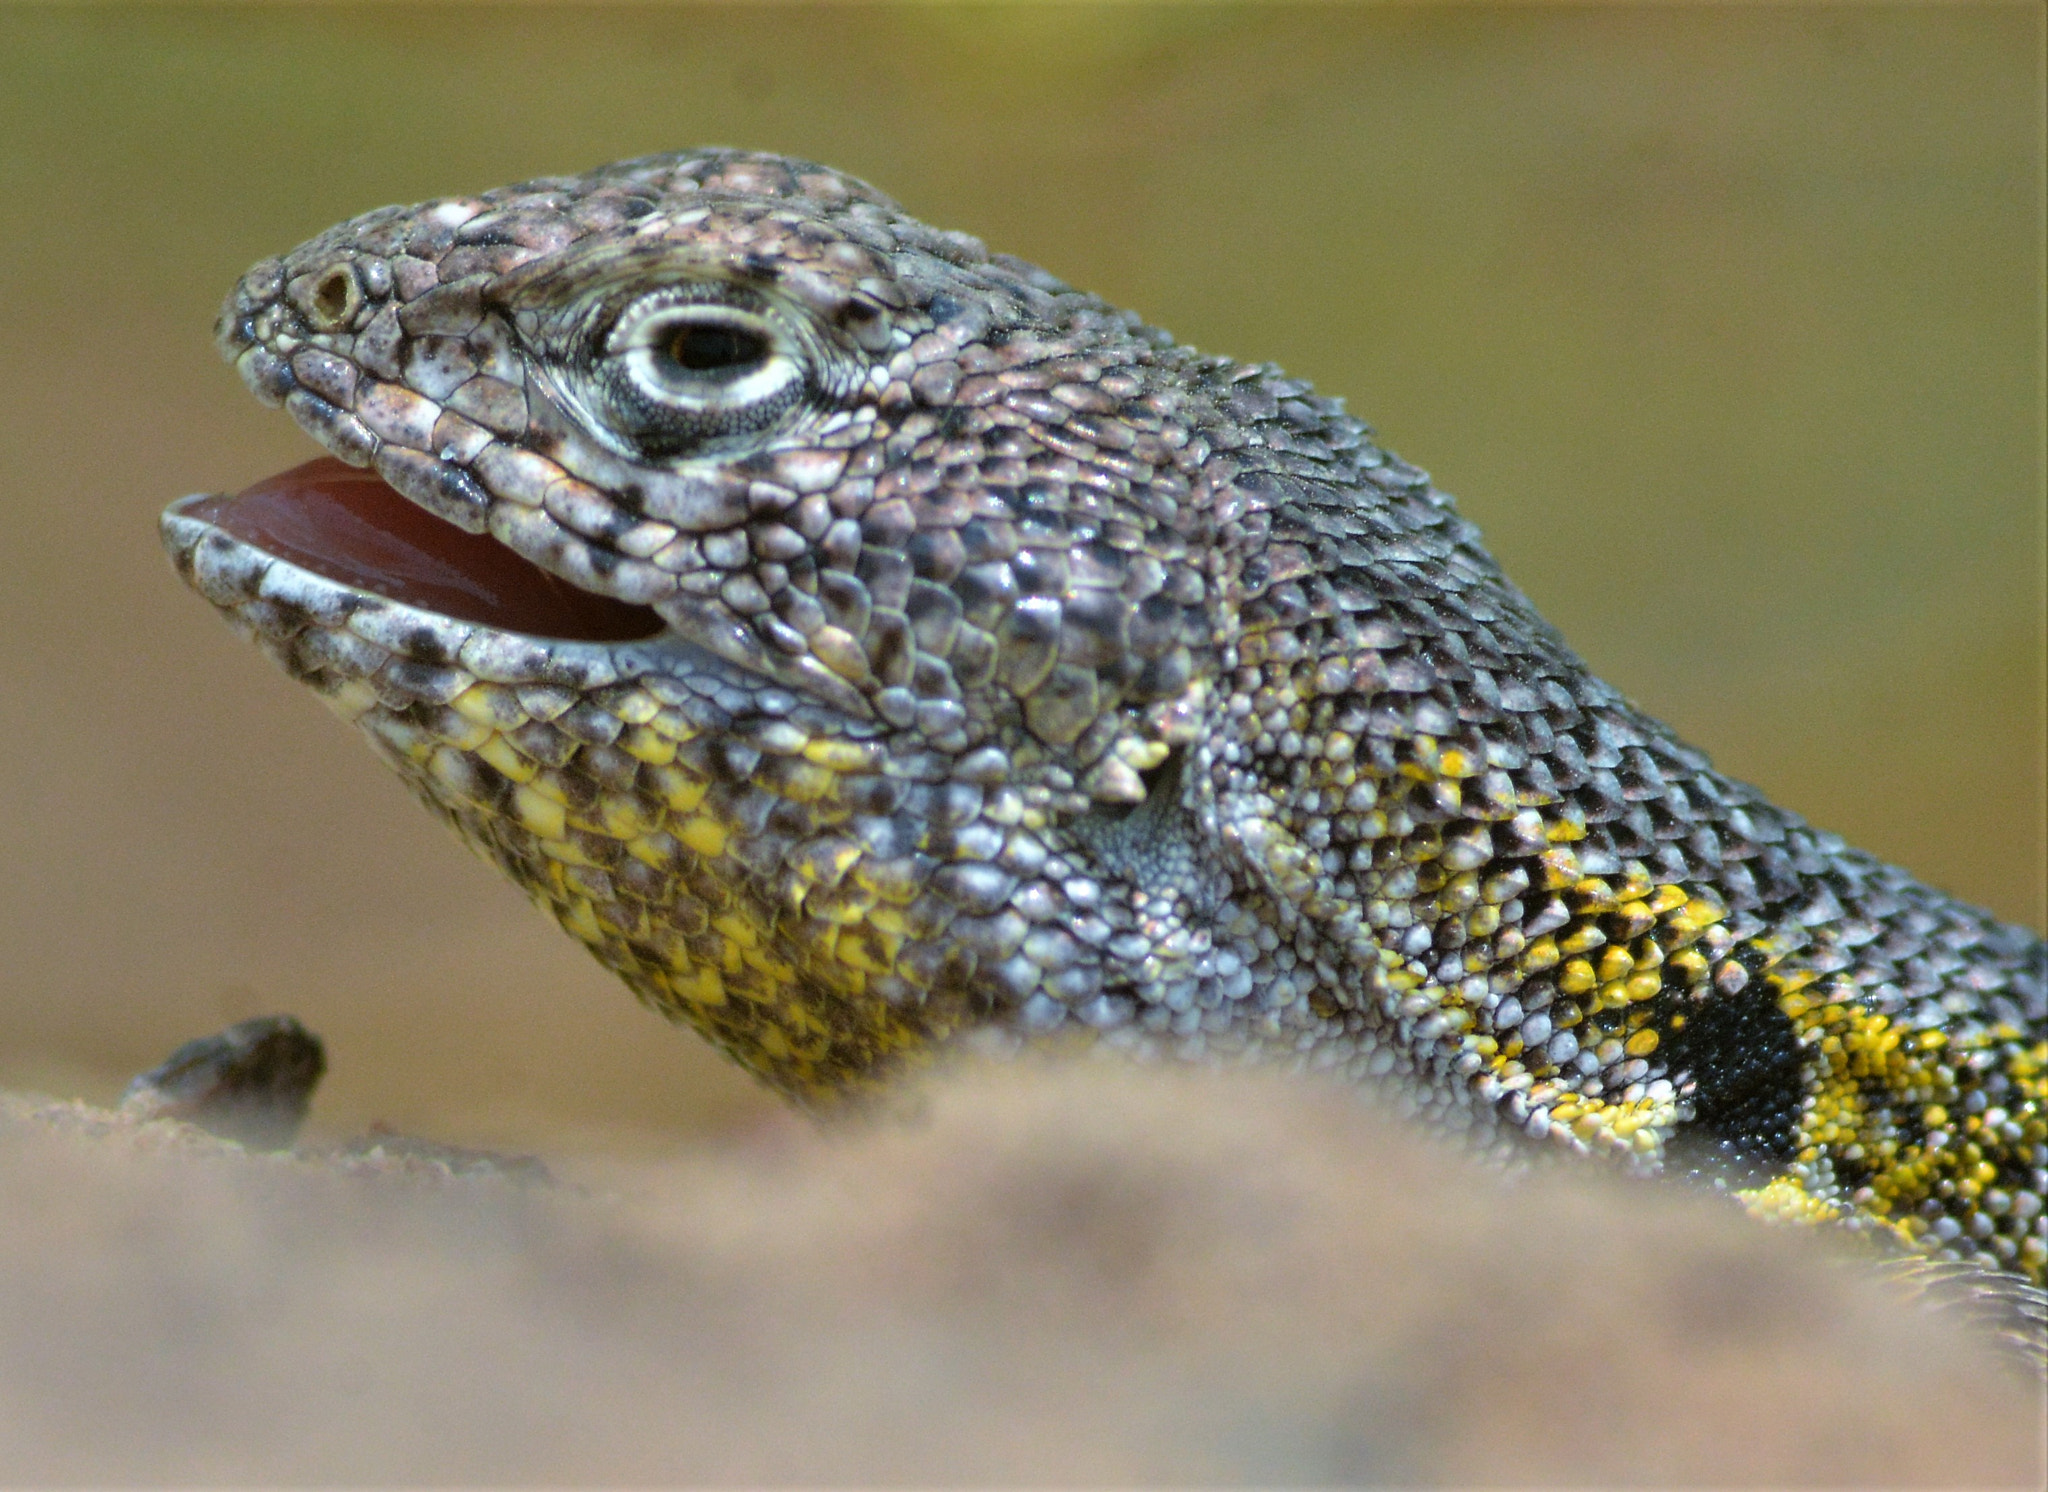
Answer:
[187,457,665,642]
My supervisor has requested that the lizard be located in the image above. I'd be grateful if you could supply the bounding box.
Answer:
[161,149,2046,1322]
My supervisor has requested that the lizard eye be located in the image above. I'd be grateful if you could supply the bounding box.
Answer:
[601,295,805,456]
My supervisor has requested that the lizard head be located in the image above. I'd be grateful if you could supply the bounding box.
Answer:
[164,149,1255,1099]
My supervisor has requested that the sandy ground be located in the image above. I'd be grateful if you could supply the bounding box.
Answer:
[2,1060,2042,1486]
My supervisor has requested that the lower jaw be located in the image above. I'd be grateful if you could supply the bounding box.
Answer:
[179,456,665,643]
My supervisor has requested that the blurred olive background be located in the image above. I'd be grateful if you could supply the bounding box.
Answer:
[0,4,2038,1152]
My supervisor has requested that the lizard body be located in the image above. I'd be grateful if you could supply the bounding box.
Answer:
[164,151,2045,1305]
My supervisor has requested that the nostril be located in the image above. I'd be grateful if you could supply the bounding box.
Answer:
[312,268,355,324]
[287,262,363,330]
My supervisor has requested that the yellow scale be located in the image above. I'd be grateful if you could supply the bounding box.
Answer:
[329,674,951,1097]
[1242,656,2044,1279]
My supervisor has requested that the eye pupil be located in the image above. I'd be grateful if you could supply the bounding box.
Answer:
[669,323,764,371]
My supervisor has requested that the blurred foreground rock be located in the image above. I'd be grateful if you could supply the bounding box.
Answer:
[117,1013,326,1150]
[1,1063,2040,1484]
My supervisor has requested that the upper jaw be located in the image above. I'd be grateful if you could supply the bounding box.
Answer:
[204,207,888,724]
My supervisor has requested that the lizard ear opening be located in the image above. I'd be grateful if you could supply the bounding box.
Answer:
[1137,746,1183,802]
[188,457,666,643]
[1082,746,1188,826]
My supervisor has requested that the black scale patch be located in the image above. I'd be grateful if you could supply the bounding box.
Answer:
[1660,988,1806,1181]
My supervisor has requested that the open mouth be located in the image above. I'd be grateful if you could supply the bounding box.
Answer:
[182,457,666,643]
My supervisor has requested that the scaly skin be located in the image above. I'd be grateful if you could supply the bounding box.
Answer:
[163,151,2045,1307]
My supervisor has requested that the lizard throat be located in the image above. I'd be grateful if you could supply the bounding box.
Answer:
[186,456,665,643]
